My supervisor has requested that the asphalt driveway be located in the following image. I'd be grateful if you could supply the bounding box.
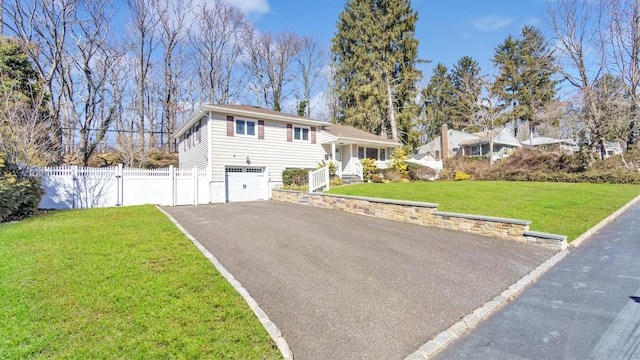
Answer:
[163,201,556,360]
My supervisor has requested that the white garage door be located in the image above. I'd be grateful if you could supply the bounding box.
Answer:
[225,167,268,202]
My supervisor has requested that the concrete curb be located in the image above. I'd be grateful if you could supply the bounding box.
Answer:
[569,193,640,249]
[404,250,569,360]
[156,206,294,360]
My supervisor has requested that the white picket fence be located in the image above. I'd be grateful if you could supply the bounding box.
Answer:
[34,165,209,209]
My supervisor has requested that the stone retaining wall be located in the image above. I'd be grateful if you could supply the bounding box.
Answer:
[271,189,567,250]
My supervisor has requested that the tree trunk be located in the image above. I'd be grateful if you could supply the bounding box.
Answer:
[386,79,398,141]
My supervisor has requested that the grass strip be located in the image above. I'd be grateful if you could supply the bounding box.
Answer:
[0,205,280,359]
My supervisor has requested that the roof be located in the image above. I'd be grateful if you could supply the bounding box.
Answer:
[458,128,520,147]
[321,123,400,146]
[522,137,577,146]
[174,104,328,138]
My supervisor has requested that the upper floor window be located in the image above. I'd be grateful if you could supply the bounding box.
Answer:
[194,120,201,144]
[184,129,192,150]
[236,119,256,136]
[294,126,309,141]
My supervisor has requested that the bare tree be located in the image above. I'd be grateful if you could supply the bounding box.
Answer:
[293,36,327,118]
[604,0,640,147]
[245,31,302,112]
[190,1,252,105]
[62,0,121,166]
[157,0,190,151]
[127,0,159,152]
[547,0,608,159]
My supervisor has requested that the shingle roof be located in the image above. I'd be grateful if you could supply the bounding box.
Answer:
[212,104,320,123]
[322,123,400,145]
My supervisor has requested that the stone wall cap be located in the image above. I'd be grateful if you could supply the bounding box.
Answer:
[317,192,439,208]
[524,230,567,241]
[434,211,532,225]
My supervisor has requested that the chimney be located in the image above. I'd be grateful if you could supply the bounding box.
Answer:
[440,124,449,161]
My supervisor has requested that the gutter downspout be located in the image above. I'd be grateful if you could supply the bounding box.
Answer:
[207,111,213,202]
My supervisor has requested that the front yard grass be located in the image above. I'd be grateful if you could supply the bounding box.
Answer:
[326,181,640,241]
[0,205,280,359]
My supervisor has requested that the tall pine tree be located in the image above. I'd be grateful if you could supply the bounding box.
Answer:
[331,0,421,146]
[493,25,558,139]
[420,63,455,142]
[450,56,482,132]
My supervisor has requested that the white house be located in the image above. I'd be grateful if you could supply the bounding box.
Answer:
[417,125,520,161]
[173,104,400,203]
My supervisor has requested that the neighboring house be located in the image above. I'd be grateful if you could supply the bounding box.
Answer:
[417,125,520,161]
[604,141,624,158]
[406,153,443,171]
[173,104,400,202]
[521,136,578,154]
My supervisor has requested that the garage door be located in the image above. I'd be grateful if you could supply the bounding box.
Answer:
[225,167,268,202]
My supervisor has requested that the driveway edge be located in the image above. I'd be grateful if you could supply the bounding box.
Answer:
[157,206,294,360]
[404,249,569,360]
[568,193,640,249]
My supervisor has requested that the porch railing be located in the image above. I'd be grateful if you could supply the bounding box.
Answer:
[309,166,330,193]
[354,161,363,180]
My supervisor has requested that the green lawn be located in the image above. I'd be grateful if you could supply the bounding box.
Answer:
[327,181,640,241]
[0,205,280,359]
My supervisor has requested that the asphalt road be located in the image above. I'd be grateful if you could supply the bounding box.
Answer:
[163,201,555,360]
[436,200,640,360]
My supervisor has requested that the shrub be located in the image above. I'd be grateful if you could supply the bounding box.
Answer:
[282,168,309,186]
[390,148,409,174]
[316,160,338,177]
[406,161,423,172]
[409,166,438,181]
[438,167,454,180]
[0,154,43,222]
[329,177,345,186]
[383,169,404,182]
[454,170,471,181]
[360,158,378,182]
[371,174,384,183]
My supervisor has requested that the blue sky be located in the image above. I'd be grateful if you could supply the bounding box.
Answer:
[223,0,552,85]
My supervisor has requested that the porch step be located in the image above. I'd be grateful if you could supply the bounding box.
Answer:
[299,195,310,205]
[342,175,363,184]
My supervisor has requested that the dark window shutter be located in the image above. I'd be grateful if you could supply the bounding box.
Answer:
[311,127,316,144]
[287,124,292,142]
[227,116,234,136]
[258,120,264,139]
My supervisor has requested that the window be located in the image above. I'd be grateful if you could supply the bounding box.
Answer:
[293,126,309,141]
[358,147,386,160]
[194,120,201,144]
[184,130,191,150]
[235,119,256,136]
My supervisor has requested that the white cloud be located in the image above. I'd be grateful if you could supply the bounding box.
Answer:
[219,0,270,17]
[472,15,514,31]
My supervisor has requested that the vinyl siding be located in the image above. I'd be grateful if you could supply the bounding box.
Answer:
[208,113,328,183]
[178,117,209,169]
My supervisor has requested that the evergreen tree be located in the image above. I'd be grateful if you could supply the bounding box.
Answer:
[419,63,455,142]
[331,0,422,145]
[493,25,558,139]
[450,56,482,132]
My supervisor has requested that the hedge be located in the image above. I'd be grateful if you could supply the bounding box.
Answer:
[0,154,43,222]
